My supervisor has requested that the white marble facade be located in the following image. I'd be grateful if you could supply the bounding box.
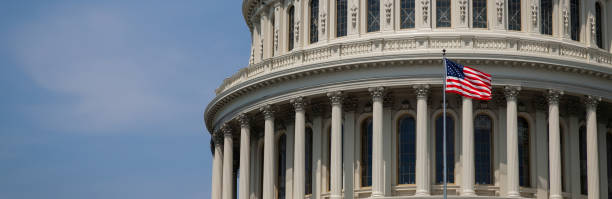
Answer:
[206,0,612,198]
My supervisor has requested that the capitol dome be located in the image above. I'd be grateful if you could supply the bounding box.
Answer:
[205,0,612,198]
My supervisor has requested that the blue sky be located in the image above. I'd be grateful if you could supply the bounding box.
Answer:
[0,0,250,198]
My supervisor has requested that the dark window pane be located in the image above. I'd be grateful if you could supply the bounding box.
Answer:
[288,6,295,51]
[435,115,455,184]
[278,134,287,199]
[580,126,587,195]
[400,0,415,29]
[436,0,451,27]
[607,133,612,197]
[518,117,530,187]
[595,3,603,48]
[474,114,492,184]
[541,0,553,35]
[310,0,319,44]
[398,116,416,184]
[305,128,313,194]
[473,0,487,28]
[361,118,373,187]
[570,0,580,41]
[508,0,521,30]
[367,0,380,32]
[337,0,348,37]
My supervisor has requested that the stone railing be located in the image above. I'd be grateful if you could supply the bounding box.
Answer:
[215,35,612,95]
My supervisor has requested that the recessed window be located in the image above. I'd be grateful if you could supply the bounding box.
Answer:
[400,0,415,29]
[595,2,603,48]
[518,117,531,187]
[435,115,455,184]
[310,0,319,44]
[397,115,416,184]
[579,126,587,195]
[473,0,487,28]
[541,0,553,35]
[436,0,451,27]
[606,132,612,196]
[508,0,521,31]
[367,0,380,32]
[277,134,287,199]
[337,0,348,37]
[288,6,295,51]
[305,127,313,195]
[570,0,580,41]
[475,114,492,184]
[361,117,373,187]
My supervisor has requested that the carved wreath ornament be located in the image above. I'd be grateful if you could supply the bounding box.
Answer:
[385,0,393,24]
[459,0,467,22]
[351,5,358,28]
[422,0,429,22]
[496,0,504,23]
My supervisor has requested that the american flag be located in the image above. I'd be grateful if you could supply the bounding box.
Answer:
[445,58,492,100]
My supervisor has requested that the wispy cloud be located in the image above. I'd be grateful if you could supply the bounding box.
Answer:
[10,5,196,133]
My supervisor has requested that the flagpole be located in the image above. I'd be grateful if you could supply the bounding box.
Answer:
[442,49,448,199]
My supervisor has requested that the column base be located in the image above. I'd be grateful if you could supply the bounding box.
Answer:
[506,191,520,197]
[460,189,476,196]
[371,191,384,198]
[330,194,342,199]
[549,194,563,199]
[414,190,430,197]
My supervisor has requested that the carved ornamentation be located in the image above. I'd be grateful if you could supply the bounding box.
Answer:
[383,93,394,108]
[385,1,393,24]
[368,86,386,100]
[492,90,506,108]
[343,96,358,112]
[237,113,250,128]
[584,95,601,110]
[259,38,264,59]
[459,0,467,22]
[504,86,521,101]
[496,0,504,23]
[274,28,279,51]
[351,5,358,28]
[249,47,255,65]
[294,22,300,44]
[546,90,564,105]
[531,3,538,26]
[400,99,411,109]
[413,84,429,99]
[221,123,232,137]
[563,8,569,30]
[327,91,344,105]
[589,16,596,38]
[422,0,429,22]
[213,130,224,147]
[290,96,307,112]
[320,12,327,34]
[259,104,275,120]
[310,103,323,116]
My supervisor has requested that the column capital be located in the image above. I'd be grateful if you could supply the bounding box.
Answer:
[237,113,250,128]
[584,95,601,110]
[213,130,224,147]
[221,123,233,137]
[290,96,308,112]
[327,91,344,105]
[413,84,430,99]
[259,104,275,120]
[546,90,564,105]
[504,86,521,101]
[368,86,386,101]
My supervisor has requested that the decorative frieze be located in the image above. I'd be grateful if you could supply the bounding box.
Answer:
[384,39,417,51]
[475,39,506,49]
[429,39,461,49]
[341,42,373,56]
[518,40,549,54]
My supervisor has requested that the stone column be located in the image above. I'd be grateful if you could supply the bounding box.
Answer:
[414,85,430,196]
[547,90,563,199]
[327,91,343,199]
[222,124,234,199]
[292,97,307,199]
[237,114,251,199]
[461,97,476,196]
[585,95,601,199]
[504,86,521,197]
[211,131,224,199]
[260,105,275,199]
[369,87,385,197]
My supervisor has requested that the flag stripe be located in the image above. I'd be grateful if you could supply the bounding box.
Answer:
[464,66,491,77]
[447,77,491,93]
[445,59,492,101]
[446,82,491,96]
[446,88,491,100]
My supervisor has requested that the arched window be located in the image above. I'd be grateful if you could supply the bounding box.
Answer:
[595,2,603,48]
[305,127,313,195]
[288,6,295,51]
[570,0,580,41]
[400,0,415,29]
[397,115,416,184]
[310,0,319,44]
[361,117,373,187]
[271,15,276,56]
[435,115,455,184]
[278,134,287,199]
[436,0,451,27]
[474,114,493,184]
[541,0,553,35]
[473,0,487,28]
[508,0,521,30]
[336,0,348,37]
[367,0,380,32]
[518,117,531,187]
[607,132,612,197]
[579,125,587,195]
